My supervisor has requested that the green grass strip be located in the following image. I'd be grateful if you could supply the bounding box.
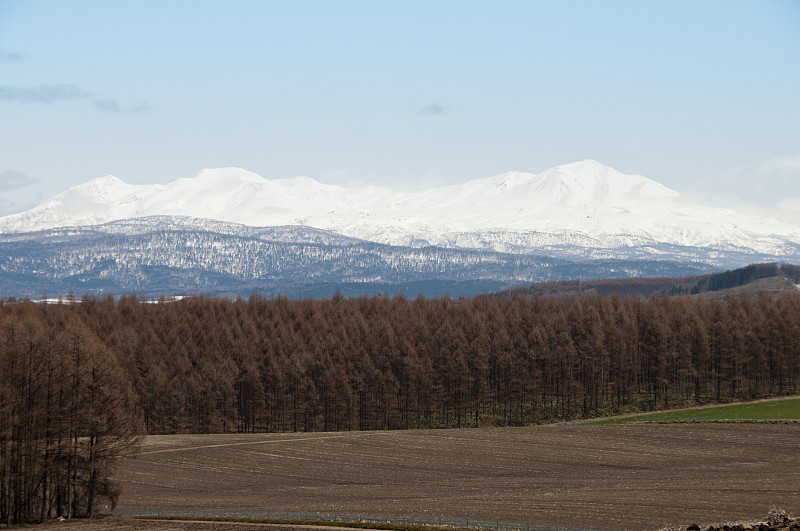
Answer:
[589,397,800,425]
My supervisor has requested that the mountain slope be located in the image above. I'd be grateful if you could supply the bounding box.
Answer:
[0,218,717,298]
[501,262,800,300]
[2,161,799,268]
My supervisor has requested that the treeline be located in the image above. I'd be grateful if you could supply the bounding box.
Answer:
[503,276,707,299]
[2,291,799,438]
[0,309,140,526]
[505,263,800,299]
[691,263,800,293]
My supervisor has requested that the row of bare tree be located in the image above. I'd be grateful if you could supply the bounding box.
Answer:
[3,290,798,439]
[0,309,140,526]
[2,289,799,523]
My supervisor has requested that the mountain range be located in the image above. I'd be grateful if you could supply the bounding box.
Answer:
[1,160,798,298]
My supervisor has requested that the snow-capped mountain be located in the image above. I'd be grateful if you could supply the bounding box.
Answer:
[2,160,800,266]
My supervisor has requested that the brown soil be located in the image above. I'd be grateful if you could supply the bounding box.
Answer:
[105,424,800,531]
[32,515,382,531]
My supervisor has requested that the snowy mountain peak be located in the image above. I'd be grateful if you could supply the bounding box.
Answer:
[539,160,680,204]
[72,174,131,199]
[83,174,126,187]
[192,167,266,185]
[553,159,608,173]
[277,174,338,193]
[489,171,536,191]
[1,161,799,267]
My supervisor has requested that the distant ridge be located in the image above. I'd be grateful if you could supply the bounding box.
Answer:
[501,263,800,299]
[2,161,800,297]
[1,161,799,269]
[0,217,717,299]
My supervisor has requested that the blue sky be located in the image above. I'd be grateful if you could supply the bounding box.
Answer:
[1,1,799,221]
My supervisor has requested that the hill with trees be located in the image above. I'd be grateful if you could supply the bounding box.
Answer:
[502,263,800,299]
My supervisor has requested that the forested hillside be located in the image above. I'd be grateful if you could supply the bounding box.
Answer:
[0,218,718,299]
[691,263,800,293]
[504,263,800,299]
[2,291,798,436]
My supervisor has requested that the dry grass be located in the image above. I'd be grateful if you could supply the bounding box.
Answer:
[112,424,800,531]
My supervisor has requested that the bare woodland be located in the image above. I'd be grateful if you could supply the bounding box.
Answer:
[0,310,141,525]
[1,290,799,525]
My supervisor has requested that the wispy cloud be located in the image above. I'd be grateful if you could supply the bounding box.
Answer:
[126,102,152,113]
[0,83,91,103]
[0,51,25,61]
[710,154,800,209]
[93,98,152,113]
[0,83,151,113]
[0,170,39,191]
[0,197,18,217]
[92,98,121,112]
[775,196,800,225]
[758,154,800,175]
[417,103,449,116]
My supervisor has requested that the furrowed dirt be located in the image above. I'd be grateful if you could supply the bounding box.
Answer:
[107,424,799,531]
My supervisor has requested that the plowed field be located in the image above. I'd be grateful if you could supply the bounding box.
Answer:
[113,424,800,531]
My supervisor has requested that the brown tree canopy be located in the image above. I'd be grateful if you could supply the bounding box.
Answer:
[0,307,141,525]
[3,290,798,443]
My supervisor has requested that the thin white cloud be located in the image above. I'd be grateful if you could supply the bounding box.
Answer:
[775,196,800,225]
[93,98,121,112]
[0,83,90,103]
[125,102,152,113]
[417,103,449,116]
[0,84,151,113]
[743,155,800,225]
[706,154,800,211]
[0,197,17,216]
[0,51,25,61]
[758,154,800,175]
[0,170,39,191]
[93,99,152,113]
